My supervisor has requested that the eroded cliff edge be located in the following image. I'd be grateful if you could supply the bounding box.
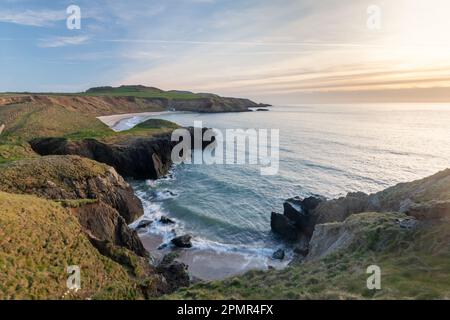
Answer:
[0,155,190,299]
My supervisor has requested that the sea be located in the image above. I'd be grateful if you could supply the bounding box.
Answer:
[114,104,450,280]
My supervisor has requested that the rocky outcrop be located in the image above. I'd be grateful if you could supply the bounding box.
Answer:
[156,254,190,292]
[30,134,174,180]
[30,127,210,180]
[171,235,193,248]
[74,202,146,257]
[271,196,326,241]
[0,156,145,257]
[272,249,285,260]
[274,169,450,262]
[270,212,298,241]
[307,212,418,260]
[311,169,450,226]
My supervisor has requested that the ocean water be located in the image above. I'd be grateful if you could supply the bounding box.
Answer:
[119,104,450,277]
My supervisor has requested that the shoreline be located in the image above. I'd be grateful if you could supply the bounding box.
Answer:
[97,111,174,128]
[140,233,289,281]
[102,111,290,281]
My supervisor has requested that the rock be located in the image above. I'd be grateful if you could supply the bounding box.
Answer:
[270,212,298,241]
[405,200,450,221]
[30,135,174,180]
[294,246,309,257]
[171,235,193,248]
[75,202,147,257]
[256,108,269,111]
[158,243,169,250]
[156,253,190,292]
[284,197,309,227]
[30,127,211,180]
[283,196,325,236]
[272,249,285,260]
[312,192,370,225]
[301,195,326,211]
[307,212,418,261]
[136,219,153,229]
[160,216,175,224]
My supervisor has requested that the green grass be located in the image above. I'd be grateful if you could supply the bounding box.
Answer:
[0,100,180,163]
[0,191,140,299]
[62,118,180,144]
[2,86,203,100]
[81,91,202,100]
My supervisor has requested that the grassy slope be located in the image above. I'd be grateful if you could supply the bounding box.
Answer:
[0,97,179,163]
[3,85,203,100]
[0,155,109,195]
[0,191,142,300]
[167,213,450,300]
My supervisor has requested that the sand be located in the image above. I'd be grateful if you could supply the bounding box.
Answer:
[140,233,288,281]
[97,111,172,128]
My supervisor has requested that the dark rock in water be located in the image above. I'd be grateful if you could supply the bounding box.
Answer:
[272,249,285,260]
[283,197,308,226]
[271,212,298,241]
[283,196,326,236]
[160,216,175,224]
[158,243,169,250]
[136,219,153,229]
[256,108,269,111]
[171,234,193,248]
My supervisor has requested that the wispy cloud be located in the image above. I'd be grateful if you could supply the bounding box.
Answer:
[0,9,65,27]
[38,36,90,48]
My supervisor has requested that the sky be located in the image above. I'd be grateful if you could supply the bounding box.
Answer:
[1,0,450,104]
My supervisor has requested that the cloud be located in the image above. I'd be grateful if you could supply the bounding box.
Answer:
[38,36,90,48]
[0,9,65,27]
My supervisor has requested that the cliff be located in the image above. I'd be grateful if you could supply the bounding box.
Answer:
[0,85,266,117]
[0,155,190,299]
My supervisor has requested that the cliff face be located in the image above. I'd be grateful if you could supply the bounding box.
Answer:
[0,156,145,255]
[30,135,174,180]
[0,191,138,300]
[0,155,190,299]
[30,126,207,180]
[271,169,450,246]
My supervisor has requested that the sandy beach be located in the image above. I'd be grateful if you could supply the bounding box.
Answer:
[140,233,288,281]
[97,111,173,128]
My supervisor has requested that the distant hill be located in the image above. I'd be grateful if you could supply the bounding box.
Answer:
[83,85,201,100]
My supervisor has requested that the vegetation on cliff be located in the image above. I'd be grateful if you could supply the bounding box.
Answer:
[167,212,450,299]
[0,191,139,299]
[0,156,189,299]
